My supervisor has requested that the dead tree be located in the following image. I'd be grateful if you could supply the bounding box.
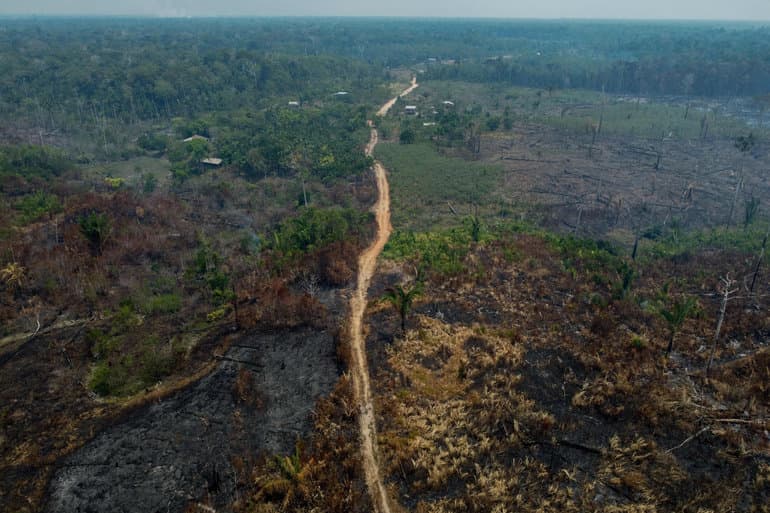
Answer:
[707,274,738,374]
[726,173,744,227]
[629,202,659,261]
[682,73,695,120]
[728,134,755,226]
[587,87,606,159]
[574,205,583,235]
[699,114,709,139]
[749,227,769,294]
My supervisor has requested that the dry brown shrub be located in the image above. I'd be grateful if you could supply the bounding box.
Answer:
[232,368,265,410]
[242,278,329,329]
[334,323,353,370]
[317,240,357,287]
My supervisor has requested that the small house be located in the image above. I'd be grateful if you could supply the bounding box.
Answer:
[201,158,223,167]
[287,101,300,108]
[333,91,351,102]
[183,134,209,143]
[405,105,418,115]
[442,101,455,107]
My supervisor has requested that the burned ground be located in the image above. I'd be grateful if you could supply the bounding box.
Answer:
[367,232,770,513]
[43,327,338,513]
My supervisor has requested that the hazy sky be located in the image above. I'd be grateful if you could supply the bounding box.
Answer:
[1,0,769,20]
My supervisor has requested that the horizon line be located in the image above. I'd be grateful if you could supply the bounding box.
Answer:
[0,14,768,23]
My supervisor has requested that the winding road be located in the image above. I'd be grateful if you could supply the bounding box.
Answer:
[349,77,418,513]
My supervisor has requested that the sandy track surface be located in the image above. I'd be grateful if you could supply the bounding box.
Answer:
[376,76,419,117]
[349,78,417,513]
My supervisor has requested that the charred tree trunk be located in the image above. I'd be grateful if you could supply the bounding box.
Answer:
[666,330,676,357]
[727,173,744,227]
[707,275,737,374]
[749,230,768,294]
[632,235,640,261]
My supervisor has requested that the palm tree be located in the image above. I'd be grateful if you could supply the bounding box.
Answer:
[467,215,482,242]
[257,441,315,509]
[1,262,25,293]
[382,282,422,334]
[659,296,697,356]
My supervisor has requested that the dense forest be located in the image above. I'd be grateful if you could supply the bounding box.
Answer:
[0,16,769,513]
[3,19,770,127]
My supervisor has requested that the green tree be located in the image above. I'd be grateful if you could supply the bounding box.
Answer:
[613,260,635,300]
[382,282,423,334]
[466,215,483,243]
[142,173,157,194]
[659,296,697,356]
[486,116,501,131]
[78,212,111,255]
[186,138,209,163]
[399,128,415,144]
[16,192,61,223]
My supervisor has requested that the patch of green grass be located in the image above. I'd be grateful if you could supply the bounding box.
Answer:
[84,156,170,189]
[546,235,622,274]
[88,335,182,397]
[15,192,61,224]
[641,223,770,262]
[143,293,182,315]
[382,217,547,274]
[422,80,765,140]
[537,101,754,140]
[384,228,472,275]
[375,142,503,230]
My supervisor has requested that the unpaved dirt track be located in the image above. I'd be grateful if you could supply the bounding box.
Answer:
[376,77,419,118]
[350,78,418,513]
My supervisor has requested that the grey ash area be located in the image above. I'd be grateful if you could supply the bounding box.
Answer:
[45,327,338,513]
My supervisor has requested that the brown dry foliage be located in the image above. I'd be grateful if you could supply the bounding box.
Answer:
[238,278,328,330]
[370,233,770,513]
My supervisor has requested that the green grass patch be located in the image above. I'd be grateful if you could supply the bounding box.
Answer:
[537,101,755,140]
[88,337,181,397]
[384,228,473,275]
[86,303,184,397]
[640,223,770,262]
[143,293,182,315]
[15,192,61,224]
[382,219,535,272]
[421,80,765,140]
[83,156,170,190]
[374,142,503,230]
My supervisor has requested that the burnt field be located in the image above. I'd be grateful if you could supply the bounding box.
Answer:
[485,124,769,240]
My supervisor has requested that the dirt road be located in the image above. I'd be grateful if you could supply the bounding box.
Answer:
[350,78,417,513]
[376,76,419,117]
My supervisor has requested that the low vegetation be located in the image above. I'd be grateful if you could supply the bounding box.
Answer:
[374,143,503,230]
[373,228,770,512]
